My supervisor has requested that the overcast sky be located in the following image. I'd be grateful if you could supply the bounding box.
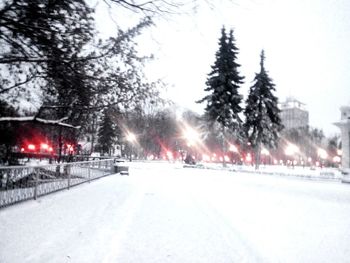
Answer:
[95,0,350,136]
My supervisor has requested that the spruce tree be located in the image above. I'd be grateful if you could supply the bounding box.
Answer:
[244,50,283,169]
[197,27,244,165]
[97,110,116,155]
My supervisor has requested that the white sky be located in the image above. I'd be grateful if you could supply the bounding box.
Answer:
[94,0,350,136]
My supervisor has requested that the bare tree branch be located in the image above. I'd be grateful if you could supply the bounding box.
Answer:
[0,72,42,94]
[106,0,185,15]
[0,116,80,129]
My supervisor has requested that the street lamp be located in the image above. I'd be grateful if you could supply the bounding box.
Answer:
[317,148,328,167]
[183,127,200,147]
[126,132,136,161]
[317,148,328,160]
[285,143,299,167]
[261,148,270,165]
[229,144,238,153]
[285,143,299,156]
[183,127,200,164]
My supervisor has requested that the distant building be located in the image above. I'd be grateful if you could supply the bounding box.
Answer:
[334,106,350,172]
[280,97,309,130]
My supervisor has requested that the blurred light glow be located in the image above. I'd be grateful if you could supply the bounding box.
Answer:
[333,156,341,163]
[166,151,173,159]
[67,144,74,152]
[285,144,299,156]
[229,144,238,152]
[261,148,270,155]
[317,148,328,159]
[246,153,252,162]
[183,127,200,146]
[127,132,136,142]
[27,144,35,151]
[41,143,49,150]
[202,154,210,162]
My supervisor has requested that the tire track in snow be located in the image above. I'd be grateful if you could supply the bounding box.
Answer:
[102,181,146,263]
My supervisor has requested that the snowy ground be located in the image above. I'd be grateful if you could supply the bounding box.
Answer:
[1,162,350,263]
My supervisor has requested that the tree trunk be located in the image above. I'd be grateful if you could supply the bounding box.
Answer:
[255,142,261,170]
[58,127,63,163]
[222,125,227,167]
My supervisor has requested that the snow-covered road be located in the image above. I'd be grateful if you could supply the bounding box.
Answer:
[1,162,350,262]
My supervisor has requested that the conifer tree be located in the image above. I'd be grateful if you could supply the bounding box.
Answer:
[244,50,283,169]
[97,110,116,155]
[197,27,244,165]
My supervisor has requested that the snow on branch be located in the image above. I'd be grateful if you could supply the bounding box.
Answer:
[0,116,80,129]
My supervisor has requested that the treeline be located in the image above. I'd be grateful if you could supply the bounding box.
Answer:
[0,0,169,163]
[94,106,339,165]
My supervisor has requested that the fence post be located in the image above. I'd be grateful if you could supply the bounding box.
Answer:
[34,168,38,200]
[66,164,71,190]
[88,163,91,183]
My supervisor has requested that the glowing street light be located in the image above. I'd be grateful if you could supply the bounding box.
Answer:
[202,154,210,162]
[41,143,49,150]
[126,132,136,161]
[245,153,252,163]
[224,155,230,162]
[261,148,270,156]
[166,151,173,160]
[183,127,200,146]
[285,144,299,156]
[317,148,328,159]
[27,144,36,151]
[229,144,238,153]
[333,156,341,163]
[127,132,136,143]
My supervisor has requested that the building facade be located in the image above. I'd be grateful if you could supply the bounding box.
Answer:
[280,97,309,130]
[334,106,350,171]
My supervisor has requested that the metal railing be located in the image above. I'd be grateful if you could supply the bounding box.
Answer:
[0,159,114,208]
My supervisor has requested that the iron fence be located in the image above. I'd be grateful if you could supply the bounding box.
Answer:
[0,159,115,208]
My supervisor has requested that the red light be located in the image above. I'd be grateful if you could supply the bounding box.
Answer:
[27,144,36,151]
[21,147,25,152]
[66,144,74,151]
[41,143,49,150]
[166,151,173,159]
[48,147,53,152]
[245,153,252,162]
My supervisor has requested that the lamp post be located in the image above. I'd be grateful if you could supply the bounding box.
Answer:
[285,143,299,167]
[229,144,239,164]
[261,148,270,165]
[126,132,136,161]
[317,148,328,168]
[183,127,200,164]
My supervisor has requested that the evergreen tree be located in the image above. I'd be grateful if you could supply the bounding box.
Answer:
[244,50,283,169]
[197,27,244,165]
[97,110,116,155]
